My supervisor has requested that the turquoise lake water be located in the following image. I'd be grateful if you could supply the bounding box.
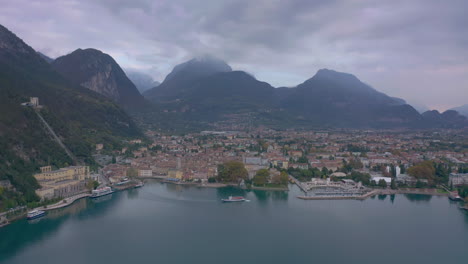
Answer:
[1,181,468,264]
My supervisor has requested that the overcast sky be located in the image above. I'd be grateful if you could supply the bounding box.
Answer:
[1,0,467,111]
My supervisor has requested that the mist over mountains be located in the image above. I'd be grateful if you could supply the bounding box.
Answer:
[1,23,467,134]
[142,57,467,129]
[125,70,160,93]
[450,104,468,118]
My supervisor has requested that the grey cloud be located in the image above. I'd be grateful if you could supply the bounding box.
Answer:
[0,0,467,110]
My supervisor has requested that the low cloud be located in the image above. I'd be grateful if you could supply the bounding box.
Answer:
[1,0,467,110]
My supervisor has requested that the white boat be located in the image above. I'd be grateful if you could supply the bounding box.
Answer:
[27,209,46,220]
[222,196,246,202]
[91,187,114,198]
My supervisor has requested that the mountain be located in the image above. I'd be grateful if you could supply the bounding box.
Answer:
[276,69,422,128]
[125,70,160,93]
[52,48,145,108]
[408,102,430,114]
[170,70,275,115]
[421,110,468,128]
[37,51,53,63]
[450,104,468,117]
[143,55,232,102]
[141,62,426,129]
[141,58,466,130]
[0,24,142,205]
[390,97,407,105]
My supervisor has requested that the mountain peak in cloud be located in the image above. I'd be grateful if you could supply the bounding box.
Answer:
[164,55,232,83]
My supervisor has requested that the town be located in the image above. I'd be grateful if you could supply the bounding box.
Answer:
[92,128,468,200]
[2,127,468,227]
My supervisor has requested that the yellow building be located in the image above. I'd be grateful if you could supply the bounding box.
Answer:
[168,169,183,179]
[272,160,288,169]
[34,166,90,200]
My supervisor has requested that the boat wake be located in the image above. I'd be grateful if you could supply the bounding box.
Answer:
[140,190,217,203]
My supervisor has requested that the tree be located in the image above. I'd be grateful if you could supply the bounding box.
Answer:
[208,177,216,183]
[390,179,397,190]
[378,179,387,188]
[297,156,309,164]
[86,180,99,190]
[348,158,363,170]
[279,171,289,185]
[321,167,329,176]
[112,155,116,164]
[253,169,269,186]
[415,180,426,188]
[217,161,248,183]
[407,161,435,181]
[399,164,406,174]
[271,171,288,185]
[126,167,138,178]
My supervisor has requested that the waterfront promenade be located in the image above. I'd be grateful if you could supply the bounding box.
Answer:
[37,192,91,211]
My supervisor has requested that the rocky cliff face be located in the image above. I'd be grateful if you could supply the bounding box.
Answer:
[52,48,145,108]
[81,63,120,101]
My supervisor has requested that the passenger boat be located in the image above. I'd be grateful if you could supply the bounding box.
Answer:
[449,192,462,201]
[27,209,46,220]
[222,196,246,202]
[91,186,114,198]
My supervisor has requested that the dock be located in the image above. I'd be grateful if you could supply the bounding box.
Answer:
[289,175,308,194]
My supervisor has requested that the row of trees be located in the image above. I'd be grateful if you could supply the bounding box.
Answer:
[215,161,289,187]
[252,169,288,187]
[217,161,248,183]
[407,161,450,185]
[287,167,331,182]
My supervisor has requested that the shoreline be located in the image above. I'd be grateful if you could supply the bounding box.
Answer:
[37,193,91,211]
[146,177,289,191]
[250,186,289,191]
[298,188,451,200]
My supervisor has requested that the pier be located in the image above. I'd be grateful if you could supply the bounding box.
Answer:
[289,175,308,194]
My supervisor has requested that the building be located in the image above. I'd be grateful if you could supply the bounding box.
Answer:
[271,160,288,169]
[138,169,153,177]
[395,166,401,177]
[371,176,392,185]
[34,166,90,200]
[331,172,347,178]
[243,156,269,166]
[30,97,39,107]
[168,169,183,180]
[449,173,468,186]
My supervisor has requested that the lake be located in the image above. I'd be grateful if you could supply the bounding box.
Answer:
[1,181,468,264]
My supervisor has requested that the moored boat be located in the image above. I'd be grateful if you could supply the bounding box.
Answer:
[134,181,144,188]
[91,186,114,198]
[449,192,462,201]
[27,209,46,220]
[222,196,246,202]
